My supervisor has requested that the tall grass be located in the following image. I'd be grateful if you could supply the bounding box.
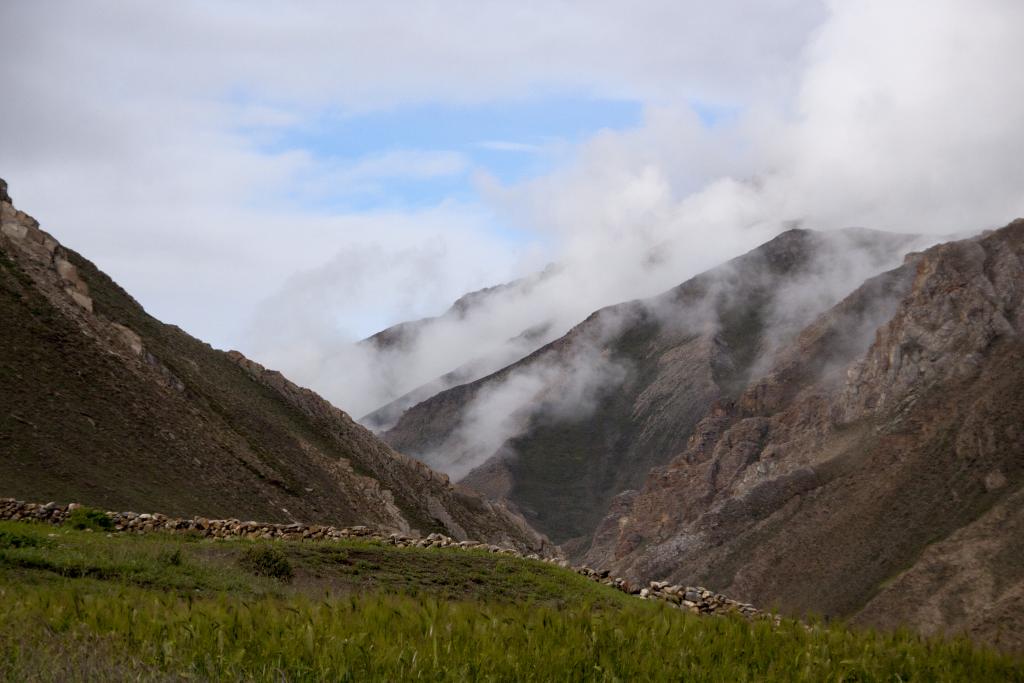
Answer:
[0,520,1020,681]
[1,583,1019,682]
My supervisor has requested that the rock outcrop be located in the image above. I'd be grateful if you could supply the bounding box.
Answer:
[0,179,545,551]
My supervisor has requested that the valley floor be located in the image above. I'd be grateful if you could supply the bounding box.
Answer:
[0,520,1021,681]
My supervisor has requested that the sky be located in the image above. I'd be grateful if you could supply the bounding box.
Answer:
[2,1,1024,417]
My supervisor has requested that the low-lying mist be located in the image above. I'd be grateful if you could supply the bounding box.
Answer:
[406,228,933,481]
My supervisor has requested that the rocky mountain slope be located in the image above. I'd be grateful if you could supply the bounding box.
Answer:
[586,220,1024,651]
[0,178,543,550]
[384,228,919,552]
[382,219,1024,650]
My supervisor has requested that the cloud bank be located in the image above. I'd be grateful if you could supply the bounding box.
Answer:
[0,1,822,349]
[2,1,1023,437]
[247,0,1024,428]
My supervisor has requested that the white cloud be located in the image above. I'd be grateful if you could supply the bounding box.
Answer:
[772,0,1024,232]
[2,0,1023,429]
[311,0,1024,424]
[1,1,823,354]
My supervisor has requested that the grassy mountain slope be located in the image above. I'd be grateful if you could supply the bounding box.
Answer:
[0,181,541,549]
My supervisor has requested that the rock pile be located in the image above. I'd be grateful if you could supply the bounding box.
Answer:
[0,498,770,620]
[582,574,765,618]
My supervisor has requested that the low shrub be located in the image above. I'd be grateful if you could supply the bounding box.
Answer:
[158,548,184,566]
[0,529,42,549]
[239,545,293,581]
[65,507,113,532]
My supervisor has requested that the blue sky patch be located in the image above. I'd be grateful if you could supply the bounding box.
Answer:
[249,95,644,212]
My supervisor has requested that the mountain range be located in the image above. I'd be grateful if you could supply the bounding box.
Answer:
[373,218,1023,651]
[586,222,1024,651]
[3,174,1022,651]
[383,227,920,547]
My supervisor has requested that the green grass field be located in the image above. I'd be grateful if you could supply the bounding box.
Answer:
[0,520,1020,681]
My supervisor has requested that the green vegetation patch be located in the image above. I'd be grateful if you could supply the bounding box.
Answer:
[64,506,113,532]
[0,521,261,593]
[0,521,1019,681]
[286,542,629,607]
[0,521,625,606]
[239,545,294,582]
[1,584,1020,682]
[0,527,44,549]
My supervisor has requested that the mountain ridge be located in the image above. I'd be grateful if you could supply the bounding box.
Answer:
[357,265,563,431]
[585,220,1024,651]
[384,227,921,548]
[0,179,544,551]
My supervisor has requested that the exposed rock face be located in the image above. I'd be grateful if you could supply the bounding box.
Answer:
[386,228,919,550]
[0,179,545,551]
[586,221,1024,653]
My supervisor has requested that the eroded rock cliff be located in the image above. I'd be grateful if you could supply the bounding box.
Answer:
[586,221,1024,652]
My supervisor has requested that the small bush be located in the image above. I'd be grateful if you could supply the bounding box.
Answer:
[65,507,113,532]
[0,529,42,549]
[239,545,293,581]
[158,548,184,567]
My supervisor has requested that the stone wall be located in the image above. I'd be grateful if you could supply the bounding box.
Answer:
[0,497,769,620]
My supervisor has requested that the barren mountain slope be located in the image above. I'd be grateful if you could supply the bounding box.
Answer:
[0,179,543,550]
[386,228,918,552]
[588,221,1024,651]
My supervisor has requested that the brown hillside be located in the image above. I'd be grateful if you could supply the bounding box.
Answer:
[0,179,544,550]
